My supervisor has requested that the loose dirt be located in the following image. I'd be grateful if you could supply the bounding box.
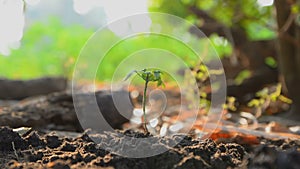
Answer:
[0,126,299,169]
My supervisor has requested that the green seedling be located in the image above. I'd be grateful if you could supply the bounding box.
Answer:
[125,68,165,133]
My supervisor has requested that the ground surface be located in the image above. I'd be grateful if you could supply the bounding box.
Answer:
[0,126,299,169]
[0,90,299,169]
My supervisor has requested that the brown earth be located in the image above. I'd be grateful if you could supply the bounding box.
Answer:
[0,89,299,169]
[0,126,299,169]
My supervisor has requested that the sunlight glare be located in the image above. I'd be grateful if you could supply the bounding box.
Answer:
[257,0,274,7]
[0,0,25,56]
[73,0,151,37]
[73,0,101,14]
[24,0,40,6]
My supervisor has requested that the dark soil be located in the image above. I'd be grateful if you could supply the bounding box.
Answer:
[0,90,299,169]
[0,126,299,169]
[0,126,243,169]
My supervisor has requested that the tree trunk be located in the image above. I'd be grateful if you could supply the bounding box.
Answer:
[275,0,300,120]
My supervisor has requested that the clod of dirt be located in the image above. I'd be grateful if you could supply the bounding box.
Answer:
[25,151,44,162]
[0,126,28,151]
[46,134,62,149]
[123,129,151,138]
[211,143,245,169]
[248,143,300,169]
[24,131,46,148]
[60,142,77,152]
[82,153,97,163]
[47,160,71,169]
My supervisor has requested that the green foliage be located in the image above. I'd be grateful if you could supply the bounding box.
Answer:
[139,69,165,87]
[149,0,275,41]
[194,64,209,80]
[0,17,94,79]
[1,16,202,81]
[223,96,237,111]
[246,84,292,116]
[244,22,276,40]
[97,33,200,81]
[265,56,277,68]
[125,69,165,87]
[248,84,292,108]
[209,34,233,57]
[291,3,300,14]
[148,0,190,18]
[234,69,252,85]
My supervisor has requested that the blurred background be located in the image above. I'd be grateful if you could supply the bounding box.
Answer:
[0,0,300,120]
[0,0,234,80]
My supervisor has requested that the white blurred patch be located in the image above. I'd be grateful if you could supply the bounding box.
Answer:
[24,0,40,6]
[0,0,150,55]
[73,0,101,14]
[160,123,168,136]
[73,0,151,36]
[257,0,274,7]
[133,108,143,117]
[169,122,183,132]
[149,118,159,128]
[0,0,25,55]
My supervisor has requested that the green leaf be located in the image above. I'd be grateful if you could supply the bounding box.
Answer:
[291,4,299,14]
[153,70,161,80]
[265,57,277,68]
[248,99,261,107]
[124,70,138,81]
[234,69,252,85]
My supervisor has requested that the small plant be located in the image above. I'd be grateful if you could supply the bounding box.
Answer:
[247,84,292,116]
[125,68,165,133]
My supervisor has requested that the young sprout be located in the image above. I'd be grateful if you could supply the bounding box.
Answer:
[125,68,165,133]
